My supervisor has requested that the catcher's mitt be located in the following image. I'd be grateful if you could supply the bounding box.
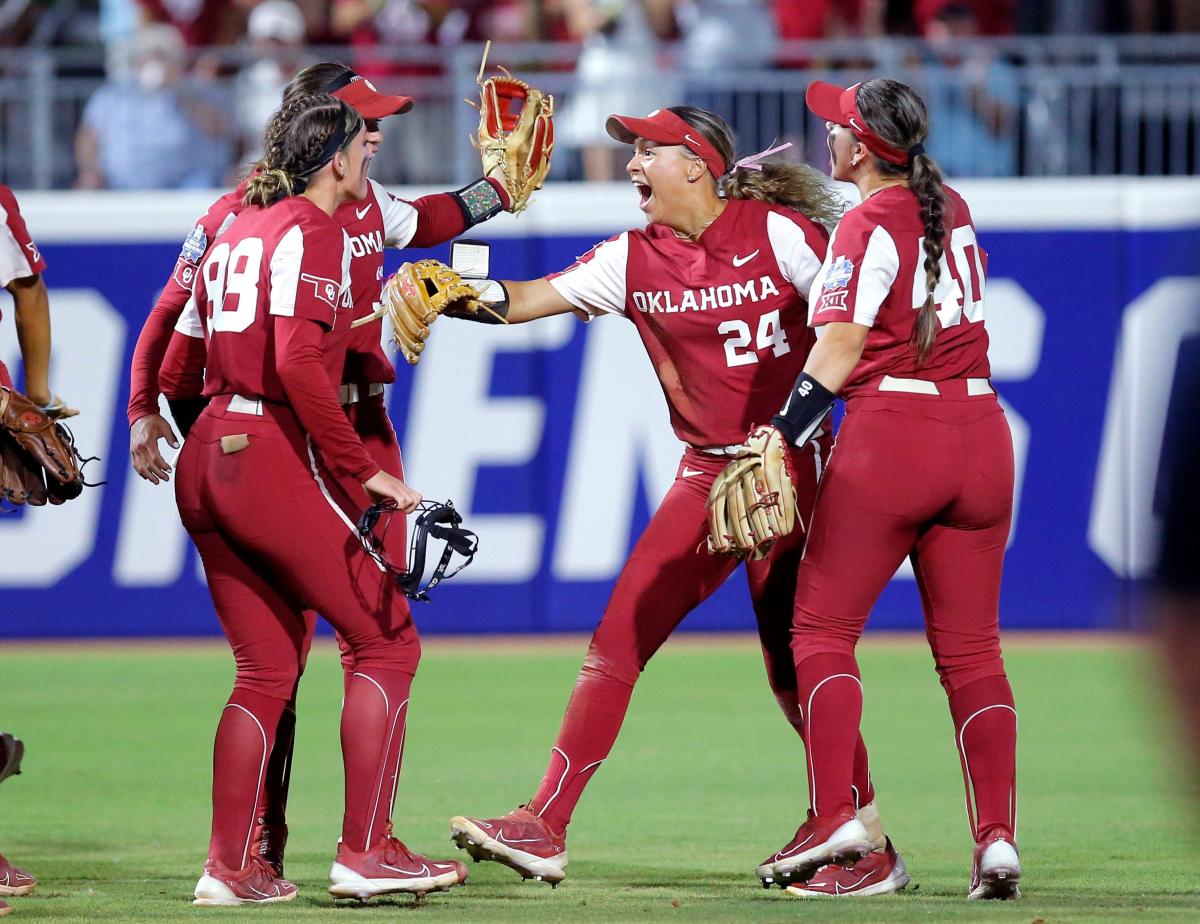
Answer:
[472,44,554,214]
[706,425,799,561]
[1,385,86,507]
[351,260,486,364]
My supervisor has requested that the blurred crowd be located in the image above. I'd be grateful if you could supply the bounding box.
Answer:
[2,0,1197,188]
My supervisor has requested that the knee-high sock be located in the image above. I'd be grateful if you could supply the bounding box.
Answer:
[526,667,632,835]
[209,689,288,870]
[777,687,876,811]
[795,652,863,817]
[261,702,296,828]
[340,668,413,852]
[950,675,1017,843]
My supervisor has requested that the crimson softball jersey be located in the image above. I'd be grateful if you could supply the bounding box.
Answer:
[193,197,352,401]
[0,185,46,291]
[809,184,991,393]
[548,197,829,448]
[130,178,429,421]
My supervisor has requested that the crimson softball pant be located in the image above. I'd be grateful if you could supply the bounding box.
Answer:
[175,396,419,866]
[526,435,877,833]
[791,390,1018,842]
[310,389,407,681]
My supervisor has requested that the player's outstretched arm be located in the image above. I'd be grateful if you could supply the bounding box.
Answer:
[6,273,76,417]
[499,279,581,324]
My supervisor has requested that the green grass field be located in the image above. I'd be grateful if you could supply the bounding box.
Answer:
[1,635,1196,922]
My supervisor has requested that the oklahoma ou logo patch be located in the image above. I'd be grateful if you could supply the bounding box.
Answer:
[300,272,341,308]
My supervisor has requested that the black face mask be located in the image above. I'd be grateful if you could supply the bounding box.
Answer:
[356,499,479,602]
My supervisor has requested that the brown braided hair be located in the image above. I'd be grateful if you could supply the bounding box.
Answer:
[282,63,355,106]
[855,79,947,364]
[244,94,358,207]
[669,106,844,228]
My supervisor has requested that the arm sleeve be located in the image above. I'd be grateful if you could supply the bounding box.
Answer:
[0,186,47,287]
[546,233,630,317]
[159,329,208,400]
[808,214,899,328]
[767,210,827,297]
[127,195,237,422]
[274,315,380,483]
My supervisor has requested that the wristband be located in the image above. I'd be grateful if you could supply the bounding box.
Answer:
[770,372,835,446]
[452,177,505,226]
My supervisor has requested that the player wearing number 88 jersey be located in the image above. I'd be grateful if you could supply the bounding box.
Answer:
[448,106,903,890]
[756,78,1019,901]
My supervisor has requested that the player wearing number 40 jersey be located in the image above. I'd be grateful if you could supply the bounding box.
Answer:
[446,105,905,894]
[753,78,1019,902]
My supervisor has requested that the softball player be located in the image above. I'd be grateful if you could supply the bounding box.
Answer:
[755,78,1020,900]
[177,93,467,906]
[127,63,513,878]
[1,185,75,416]
[448,106,902,891]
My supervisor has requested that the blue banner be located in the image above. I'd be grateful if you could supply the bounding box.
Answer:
[2,182,1198,636]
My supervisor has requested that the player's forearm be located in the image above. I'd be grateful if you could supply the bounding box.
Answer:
[9,274,52,405]
[803,322,869,395]
[770,322,867,446]
[274,316,380,483]
[128,295,190,423]
[499,278,579,324]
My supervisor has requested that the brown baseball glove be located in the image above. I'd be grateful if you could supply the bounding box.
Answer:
[706,425,800,560]
[351,260,489,364]
[1,385,86,507]
[472,49,554,214]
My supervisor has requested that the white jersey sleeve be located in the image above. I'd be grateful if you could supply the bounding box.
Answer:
[767,211,824,298]
[175,294,204,338]
[371,179,419,249]
[807,220,900,328]
[547,233,630,318]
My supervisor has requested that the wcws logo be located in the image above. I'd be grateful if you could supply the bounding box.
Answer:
[632,276,780,314]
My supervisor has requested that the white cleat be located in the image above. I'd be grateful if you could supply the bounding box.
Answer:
[968,836,1021,900]
[450,810,567,886]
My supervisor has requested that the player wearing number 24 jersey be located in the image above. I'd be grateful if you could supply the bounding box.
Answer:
[754,78,1018,902]
[447,105,902,891]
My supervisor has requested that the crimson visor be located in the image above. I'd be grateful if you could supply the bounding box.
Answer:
[805,81,908,166]
[606,108,727,179]
[329,73,414,119]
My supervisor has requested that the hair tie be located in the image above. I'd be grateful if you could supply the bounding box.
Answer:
[732,140,794,173]
[907,143,925,163]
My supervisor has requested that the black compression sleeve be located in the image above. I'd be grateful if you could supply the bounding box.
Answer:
[770,373,836,446]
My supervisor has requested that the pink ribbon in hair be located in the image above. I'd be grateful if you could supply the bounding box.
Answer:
[732,141,794,172]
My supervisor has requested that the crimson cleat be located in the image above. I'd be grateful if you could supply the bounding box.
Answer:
[0,855,34,898]
[785,837,910,898]
[192,855,298,906]
[0,899,10,916]
[449,807,567,886]
[968,831,1021,900]
[329,836,467,900]
[756,810,872,888]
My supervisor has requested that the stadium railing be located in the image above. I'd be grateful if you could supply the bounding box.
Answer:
[2,35,1199,189]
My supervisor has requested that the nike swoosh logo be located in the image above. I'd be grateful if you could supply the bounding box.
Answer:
[835,872,875,893]
[683,134,702,148]
[681,467,704,478]
[732,250,759,268]
[355,203,373,220]
[778,832,816,858]
[496,831,542,845]
[381,861,430,876]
